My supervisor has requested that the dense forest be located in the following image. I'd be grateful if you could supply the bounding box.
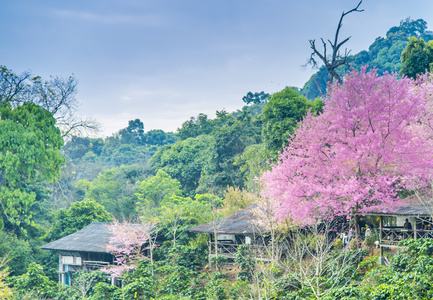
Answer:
[1,17,433,300]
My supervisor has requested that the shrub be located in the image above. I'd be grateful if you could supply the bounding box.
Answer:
[210,255,228,271]
[349,238,359,250]
[234,244,255,281]
[362,236,375,255]
[333,238,343,249]
[358,256,379,274]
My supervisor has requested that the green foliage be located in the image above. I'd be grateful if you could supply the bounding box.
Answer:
[261,87,317,153]
[12,262,59,299]
[63,136,104,161]
[221,187,256,216]
[333,238,343,250]
[358,256,380,274]
[234,143,271,193]
[0,102,64,229]
[44,198,112,242]
[92,282,122,300]
[210,255,228,272]
[206,272,229,300]
[400,36,433,78]
[121,277,155,299]
[172,107,263,196]
[165,240,209,271]
[150,135,215,197]
[362,236,376,256]
[177,113,216,140]
[234,244,255,281]
[301,18,433,99]
[242,91,269,105]
[399,237,433,256]
[78,165,145,219]
[155,264,195,296]
[349,238,359,251]
[197,113,261,195]
[136,169,183,209]
[0,231,32,276]
[0,257,12,299]
[308,234,326,251]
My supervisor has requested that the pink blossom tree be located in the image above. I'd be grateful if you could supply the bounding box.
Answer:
[102,220,153,278]
[261,68,433,233]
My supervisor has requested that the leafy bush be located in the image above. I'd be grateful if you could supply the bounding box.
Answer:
[234,244,255,281]
[349,238,359,250]
[206,272,229,300]
[155,264,194,296]
[309,234,326,250]
[11,262,59,299]
[333,238,343,249]
[210,255,228,271]
[92,282,121,300]
[358,256,379,274]
[122,277,155,299]
[362,236,375,255]
[167,243,208,271]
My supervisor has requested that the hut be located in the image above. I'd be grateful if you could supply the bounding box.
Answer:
[187,204,271,259]
[360,193,433,264]
[41,222,155,285]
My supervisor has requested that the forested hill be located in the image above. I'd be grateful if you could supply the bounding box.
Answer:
[300,18,433,100]
[3,14,433,300]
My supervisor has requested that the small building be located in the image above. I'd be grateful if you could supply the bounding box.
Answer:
[187,204,271,259]
[361,194,433,264]
[41,222,116,285]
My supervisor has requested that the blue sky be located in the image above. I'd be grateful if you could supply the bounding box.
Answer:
[2,0,433,136]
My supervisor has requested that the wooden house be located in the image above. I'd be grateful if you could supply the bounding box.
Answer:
[41,222,154,285]
[360,194,433,264]
[187,204,271,259]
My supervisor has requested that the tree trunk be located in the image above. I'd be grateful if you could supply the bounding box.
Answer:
[354,214,362,248]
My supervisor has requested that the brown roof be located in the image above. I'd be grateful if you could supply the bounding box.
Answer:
[364,193,433,216]
[41,222,113,253]
[187,204,268,235]
[41,222,152,253]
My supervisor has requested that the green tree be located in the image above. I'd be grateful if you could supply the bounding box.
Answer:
[400,37,433,79]
[144,129,177,146]
[135,170,183,211]
[44,198,112,242]
[234,144,272,193]
[118,119,146,145]
[197,117,260,195]
[301,18,433,100]
[261,87,320,153]
[0,257,12,299]
[12,262,59,299]
[0,231,32,276]
[242,91,269,105]
[77,165,145,219]
[0,65,99,137]
[0,102,64,230]
[150,135,215,197]
[177,113,215,140]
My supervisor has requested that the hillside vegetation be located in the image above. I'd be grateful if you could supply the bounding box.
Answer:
[0,18,433,300]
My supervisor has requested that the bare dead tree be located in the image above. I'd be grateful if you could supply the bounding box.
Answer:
[0,66,100,138]
[308,1,364,86]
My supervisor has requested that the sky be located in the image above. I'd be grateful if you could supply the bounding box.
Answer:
[1,0,433,137]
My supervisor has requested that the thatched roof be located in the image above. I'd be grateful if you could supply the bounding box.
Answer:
[41,222,113,253]
[364,193,433,217]
[41,222,152,253]
[187,204,268,235]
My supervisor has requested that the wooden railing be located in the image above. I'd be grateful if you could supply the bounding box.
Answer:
[381,227,433,246]
[209,242,273,258]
